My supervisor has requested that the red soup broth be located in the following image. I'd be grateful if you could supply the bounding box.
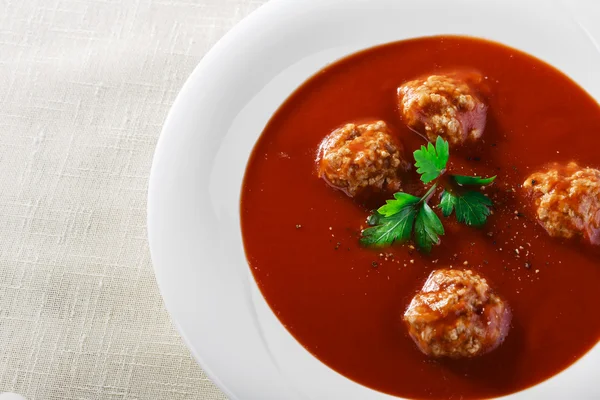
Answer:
[240,36,600,399]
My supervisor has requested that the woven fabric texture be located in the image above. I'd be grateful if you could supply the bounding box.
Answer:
[0,0,266,398]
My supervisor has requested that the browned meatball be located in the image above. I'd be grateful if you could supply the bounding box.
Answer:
[398,75,487,145]
[403,269,511,358]
[523,162,600,244]
[317,121,408,197]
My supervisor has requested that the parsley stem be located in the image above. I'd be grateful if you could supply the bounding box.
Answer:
[419,183,438,204]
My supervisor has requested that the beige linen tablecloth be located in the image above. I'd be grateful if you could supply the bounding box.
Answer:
[0,0,266,398]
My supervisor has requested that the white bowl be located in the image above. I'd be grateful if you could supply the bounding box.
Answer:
[147,0,600,398]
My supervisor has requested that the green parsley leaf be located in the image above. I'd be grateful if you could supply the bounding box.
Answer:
[442,190,493,227]
[360,204,417,247]
[414,203,444,252]
[366,212,383,226]
[413,136,449,183]
[439,190,457,217]
[455,191,492,226]
[377,192,420,217]
[453,175,496,186]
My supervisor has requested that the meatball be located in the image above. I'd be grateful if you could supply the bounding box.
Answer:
[398,75,487,145]
[403,269,511,358]
[317,121,408,197]
[523,162,600,244]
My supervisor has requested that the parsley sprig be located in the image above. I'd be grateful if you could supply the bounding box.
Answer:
[360,137,495,252]
[414,138,449,183]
